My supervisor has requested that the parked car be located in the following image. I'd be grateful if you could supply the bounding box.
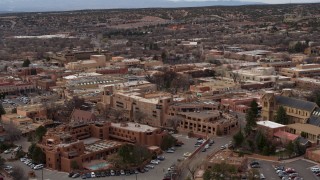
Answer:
[260,173,265,179]
[90,172,96,178]
[204,144,209,149]
[4,149,11,154]
[120,169,125,175]
[72,173,80,178]
[34,164,44,170]
[157,156,165,161]
[201,148,206,152]
[220,146,226,150]
[166,149,174,153]
[311,167,320,173]
[81,174,87,179]
[110,170,115,176]
[183,152,191,157]
[146,164,155,169]
[151,160,160,165]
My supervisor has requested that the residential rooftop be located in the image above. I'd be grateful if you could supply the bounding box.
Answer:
[257,120,286,129]
[111,122,158,133]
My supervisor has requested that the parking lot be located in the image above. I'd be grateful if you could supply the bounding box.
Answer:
[254,159,318,180]
[5,134,218,180]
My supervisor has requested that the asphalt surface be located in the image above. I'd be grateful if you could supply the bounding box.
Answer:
[256,159,318,180]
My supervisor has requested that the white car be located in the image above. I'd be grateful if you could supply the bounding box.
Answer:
[150,160,160,165]
[90,172,96,178]
[146,164,154,169]
[34,164,44,170]
[183,152,192,157]
[311,167,320,172]
[220,146,226,150]
[20,158,27,162]
[4,149,11,154]
[110,170,115,176]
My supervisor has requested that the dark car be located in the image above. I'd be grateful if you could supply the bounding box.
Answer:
[68,172,75,178]
[130,169,135,174]
[157,156,165,161]
[95,172,101,177]
[125,170,130,176]
[250,161,259,166]
[85,173,91,178]
[100,172,106,177]
[251,164,260,168]
[72,173,80,178]
[139,168,145,173]
[202,148,206,152]
[81,174,87,179]
[116,170,121,176]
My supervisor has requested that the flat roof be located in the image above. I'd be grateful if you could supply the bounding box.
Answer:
[287,123,320,135]
[84,140,122,153]
[111,122,157,133]
[257,121,286,128]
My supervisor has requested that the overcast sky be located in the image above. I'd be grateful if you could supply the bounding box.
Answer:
[175,0,320,3]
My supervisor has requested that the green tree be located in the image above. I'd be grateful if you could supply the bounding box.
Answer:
[0,103,6,117]
[250,100,259,117]
[255,131,267,152]
[245,110,256,136]
[28,143,45,164]
[22,59,31,67]
[275,106,289,125]
[286,141,294,156]
[71,160,79,170]
[0,156,5,166]
[233,130,244,147]
[117,144,151,166]
[160,134,177,150]
[34,126,47,142]
[203,169,212,180]
[32,146,45,164]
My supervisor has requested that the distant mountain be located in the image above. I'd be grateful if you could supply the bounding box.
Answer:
[0,0,264,12]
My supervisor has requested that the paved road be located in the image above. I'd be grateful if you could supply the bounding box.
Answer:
[5,134,208,180]
[178,135,232,180]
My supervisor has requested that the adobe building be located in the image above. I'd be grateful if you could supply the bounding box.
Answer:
[100,84,172,127]
[280,64,320,78]
[256,121,286,140]
[38,121,167,172]
[38,129,122,172]
[71,109,97,123]
[221,97,260,113]
[167,105,238,137]
[17,104,47,120]
[294,77,320,90]
[286,123,320,144]
[65,55,107,71]
[261,90,318,124]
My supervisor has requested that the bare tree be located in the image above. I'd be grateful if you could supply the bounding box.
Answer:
[167,116,183,132]
[110,109,126,122]
[134,110,146,123]
[3,122,21,143]
[186,163,198,180]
